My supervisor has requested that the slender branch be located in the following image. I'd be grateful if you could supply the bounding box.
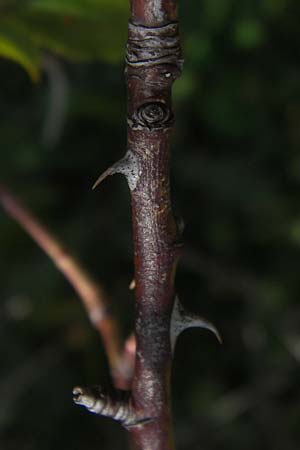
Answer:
[126,2,182,448]
[0,185,132,388]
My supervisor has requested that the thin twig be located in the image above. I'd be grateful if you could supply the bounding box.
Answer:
[0,185,132,388]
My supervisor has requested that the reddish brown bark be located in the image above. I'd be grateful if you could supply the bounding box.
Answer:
[130,0,178,26]
[127,1,182,448]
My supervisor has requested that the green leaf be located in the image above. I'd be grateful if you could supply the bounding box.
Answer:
[0,26,41,80]
[2,0,128,64]
[0,0,129,76]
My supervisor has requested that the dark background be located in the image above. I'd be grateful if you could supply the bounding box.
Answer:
[1,0,300,449]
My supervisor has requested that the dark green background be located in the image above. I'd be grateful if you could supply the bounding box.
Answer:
[1,0,300,449]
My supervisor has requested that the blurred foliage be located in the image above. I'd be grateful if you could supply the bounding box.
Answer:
[0,0,129,79]
[1,0,300,449]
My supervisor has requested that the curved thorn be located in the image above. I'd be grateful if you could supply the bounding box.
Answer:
[92,165,119,190]
[171,297,222,353]
[188,315,222,345]
[92,149,141,191]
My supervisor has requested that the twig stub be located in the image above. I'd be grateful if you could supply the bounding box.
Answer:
[73,385,143,428]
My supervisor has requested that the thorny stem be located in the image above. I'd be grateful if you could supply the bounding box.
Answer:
[80,1,184,445]
[0,185,132,388]
[126,1,182,449]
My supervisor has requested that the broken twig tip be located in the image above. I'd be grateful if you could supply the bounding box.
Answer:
[73,386,82,397]
[73,386,97,409]
[72,385,139,428]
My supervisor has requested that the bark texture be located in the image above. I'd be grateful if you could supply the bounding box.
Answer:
[127,1,182,449]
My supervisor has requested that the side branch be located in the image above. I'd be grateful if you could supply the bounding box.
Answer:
[0,186,131,387]
[73,386,137,427]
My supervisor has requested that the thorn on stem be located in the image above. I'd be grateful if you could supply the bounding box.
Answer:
[171,297,222,353]
[129,278,136,290]
[92,149,141,191]
[92,166,117,190]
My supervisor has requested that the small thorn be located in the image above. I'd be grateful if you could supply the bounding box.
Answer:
[92,150,140,191]
[92,166,118,190]
[171,297,222,352]
[129,279,136,290]
[194,317,222,345]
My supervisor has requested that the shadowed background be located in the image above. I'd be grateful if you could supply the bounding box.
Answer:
[1,0,300,449]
